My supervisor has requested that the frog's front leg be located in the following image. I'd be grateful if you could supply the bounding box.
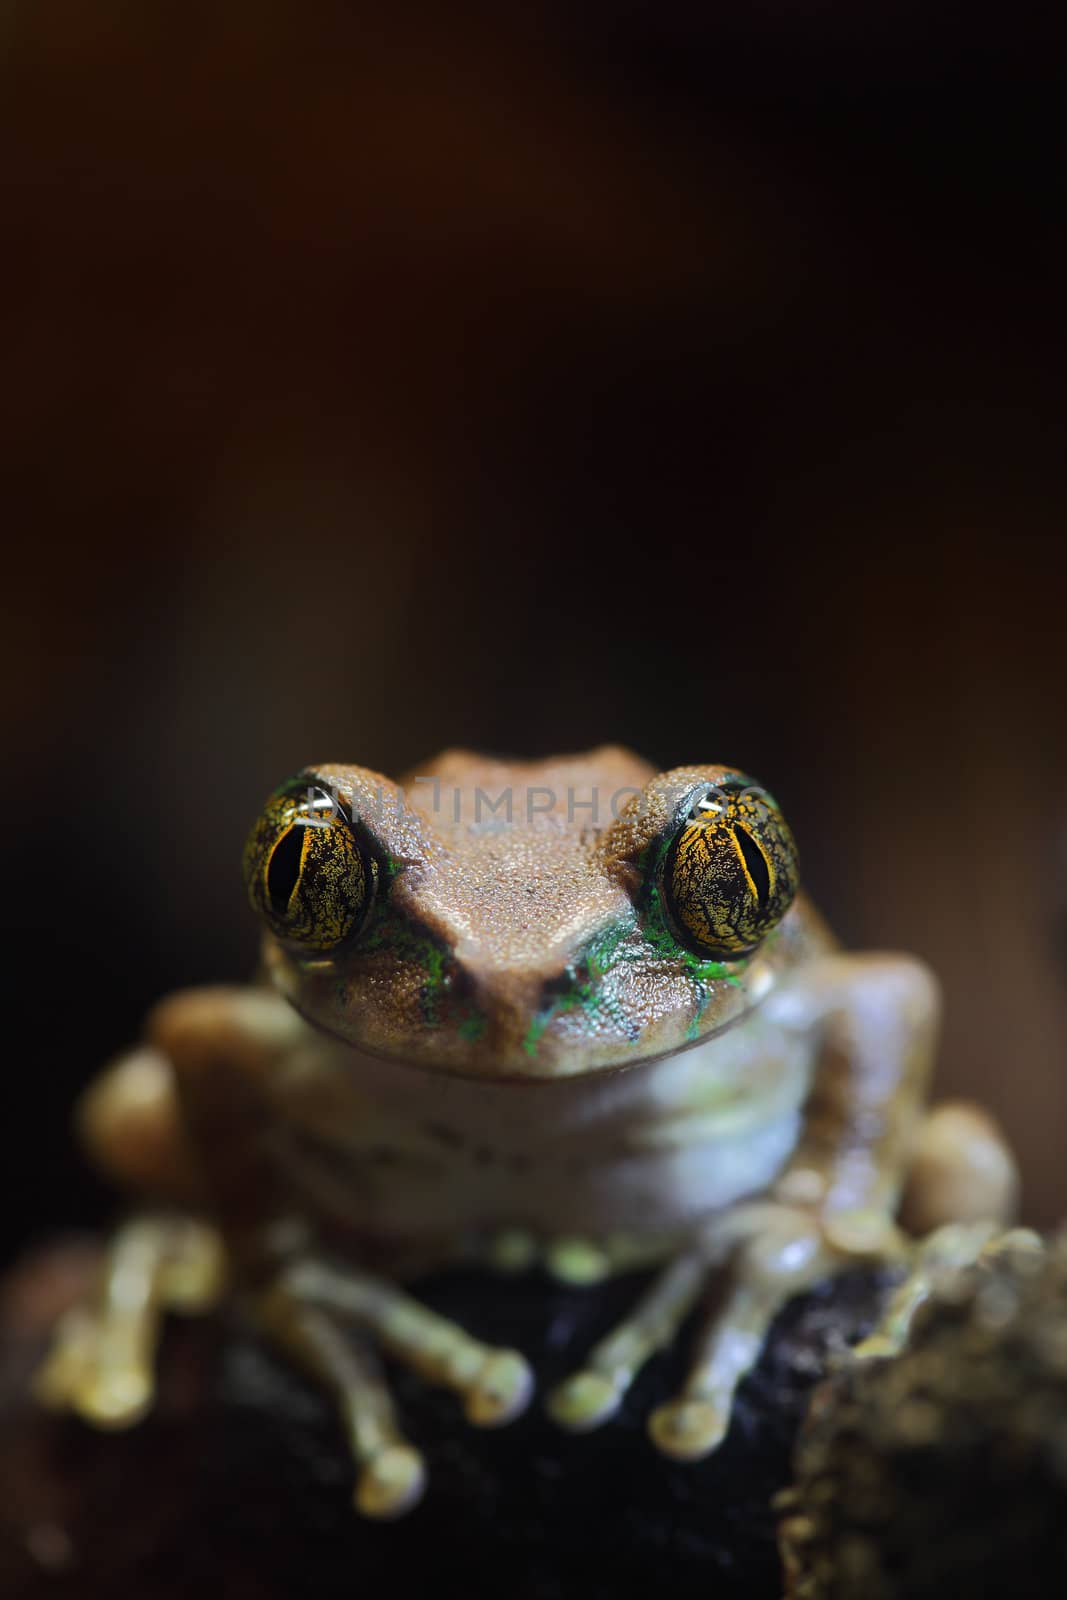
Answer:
[550,953,1016,1458]
[768,953,1016,1236]
[34,1003,240,1429]
[38,987,532,1518]
[547,1202,840,1455]
[255,1254,532,1516]
[34,1214,225,1427]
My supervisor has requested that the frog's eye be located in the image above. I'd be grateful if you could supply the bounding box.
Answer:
[243,782,376,952]
[660,778,799,959]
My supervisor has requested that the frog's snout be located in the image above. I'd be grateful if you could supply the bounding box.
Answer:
[452,947,620,1070]
[459,958,559,1050]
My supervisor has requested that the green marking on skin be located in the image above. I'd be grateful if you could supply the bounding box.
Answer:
[414,940,451,1025]
[359,913,453,1025]
[521,974,606,1053]
[353,832,758,1058]
[643,883,734,985]
[521,1013,552,1056]
[518,889,747,1056]
[540,916,641,1042]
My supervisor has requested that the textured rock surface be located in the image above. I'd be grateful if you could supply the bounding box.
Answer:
[780,1231,1067,1600]
[0,1240,890,1600]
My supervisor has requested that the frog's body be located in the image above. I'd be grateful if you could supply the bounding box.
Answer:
[270,1006,813,1244]
[39,748,1017,1518]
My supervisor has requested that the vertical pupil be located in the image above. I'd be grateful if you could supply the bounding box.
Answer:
[734,826,771,909]
[267,826,305,917]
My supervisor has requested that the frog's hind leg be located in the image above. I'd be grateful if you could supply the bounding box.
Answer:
[898,1101,1020,1237]
[76,1044,207,1206]
[34,1214,225,1427]
[36,1029,226,1428]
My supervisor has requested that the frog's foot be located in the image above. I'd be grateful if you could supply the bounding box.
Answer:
[851,1219,1046,1362]
[257,1256,534,1519]
[34,1214,226,1428]
[547,1203,888,1459]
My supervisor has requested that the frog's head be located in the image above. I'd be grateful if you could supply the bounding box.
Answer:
[243,747,805,1079]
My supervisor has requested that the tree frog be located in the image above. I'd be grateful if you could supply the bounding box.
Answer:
[36,748,1017,1518]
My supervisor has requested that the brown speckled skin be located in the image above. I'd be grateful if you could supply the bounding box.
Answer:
[267,747,831,1078]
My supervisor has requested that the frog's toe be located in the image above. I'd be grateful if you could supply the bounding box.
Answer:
[546,1211,843,1453]
[35,1306,152,1426]
[34,1307,94,1407]
[74,1366,155,1429]
[546,1369,624,1431]
[283,1258,535,1432]
[35,1216,223,1432]
[647,1398,726,1460]
[464,1348,534,1426]
[646,1211,840,1462]
[354,1444,427,1519]
[546,1252,708,1434]
[851,1220,1043,1361]
[543,1237,614,1286]
[261,1256,535,1514]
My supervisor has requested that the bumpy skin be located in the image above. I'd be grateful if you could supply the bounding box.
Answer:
[778,1224,1059,1600]
[39,748,1018,1520]
[268,749,808,1075]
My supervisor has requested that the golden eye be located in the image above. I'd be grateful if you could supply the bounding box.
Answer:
[661,778,799,958]
[243,782,375,951]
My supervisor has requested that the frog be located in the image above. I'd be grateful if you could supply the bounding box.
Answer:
[36,747,1018,1519]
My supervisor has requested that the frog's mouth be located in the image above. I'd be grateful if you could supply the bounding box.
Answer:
[264,931,775,1083]
[286,986,763,1085]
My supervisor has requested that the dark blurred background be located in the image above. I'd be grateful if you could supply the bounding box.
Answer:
[2,2,1065,1264]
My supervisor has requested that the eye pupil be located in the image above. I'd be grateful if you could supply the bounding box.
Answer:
[267,826,305,918]
[733,826,771,910]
